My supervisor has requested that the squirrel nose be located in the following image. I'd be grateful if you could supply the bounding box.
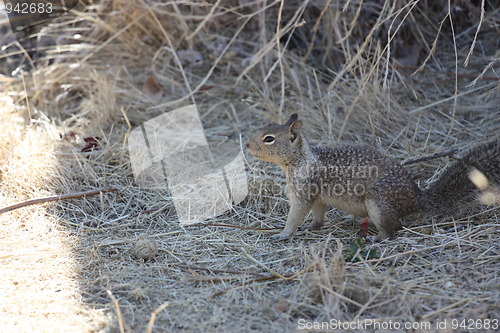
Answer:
[245,142,250,149]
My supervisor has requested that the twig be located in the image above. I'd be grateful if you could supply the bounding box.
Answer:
[242,247,290,280]
[362,240,457,264]
[211,250,316,297]
[303,0,333,60]
[174,263,265,277]
[189,222,281,232]
[464,0,485,67]
[107,290,127,333]
[421,297,480,320]
[393,64,499,81]
[145,302,170,333]
[0,188,118,214]
[211,267,314,298]
[402,149,458,166]
[212,274,286,298]
[140,207,159,215]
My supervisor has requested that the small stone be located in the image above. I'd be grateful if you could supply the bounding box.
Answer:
[420,228,432,235]
[275,299,288,312]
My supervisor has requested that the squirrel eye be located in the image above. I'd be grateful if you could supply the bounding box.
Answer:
[263,135,275,144]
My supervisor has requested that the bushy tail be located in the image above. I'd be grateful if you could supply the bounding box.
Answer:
[422,138,500,214]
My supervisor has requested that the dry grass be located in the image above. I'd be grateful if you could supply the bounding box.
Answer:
[0,0,499,332]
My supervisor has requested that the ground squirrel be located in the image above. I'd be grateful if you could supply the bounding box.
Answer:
[245,114,499,240]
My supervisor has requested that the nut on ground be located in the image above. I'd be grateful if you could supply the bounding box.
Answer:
[134,234,158,259]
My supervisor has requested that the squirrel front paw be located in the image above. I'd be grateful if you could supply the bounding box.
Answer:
[270,231,292,240]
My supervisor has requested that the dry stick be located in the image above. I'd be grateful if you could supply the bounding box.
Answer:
[383,0,420,89]
[469,57,499,87]
[336,0,363,44]
[21,72,32,120]
[107,290,127,333]
[445,2,459,151]
[210,250,317,298]
[174,263,265,277]
[187,274,252,282]
[393,64,499,81]
[464,0,485,66]
[185,0,221,40]
[189,222,281,232]
[139,207,159,215]
[211,274,286,298]
[302,0,334,62]
[276,0,286,120]
[211,266,315,298]
[363,240,457,265]
[421,297,480,321]
[412,12,447,76]
[145,302,170,333]
[402,149,458,166]
[409,81,496,114]
[242,247,288,279]
[0,188,118,214]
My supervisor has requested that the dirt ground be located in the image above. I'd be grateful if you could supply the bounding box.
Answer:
[0,0,499,332]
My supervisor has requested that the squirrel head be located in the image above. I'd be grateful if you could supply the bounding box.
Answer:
[245,113,305,167]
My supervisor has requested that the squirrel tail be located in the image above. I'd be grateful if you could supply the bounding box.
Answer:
[422,138,500,214]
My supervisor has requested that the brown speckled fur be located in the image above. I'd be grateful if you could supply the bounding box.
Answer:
[246,114,499,240]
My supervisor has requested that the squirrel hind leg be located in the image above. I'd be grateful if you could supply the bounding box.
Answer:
[365,198,402,240]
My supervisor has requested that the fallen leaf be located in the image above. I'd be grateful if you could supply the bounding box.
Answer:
[81,136,101,152]
[142,76,164,102]
[359,217,369,239]
[59,131,77,141]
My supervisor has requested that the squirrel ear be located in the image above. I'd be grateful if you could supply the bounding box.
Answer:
[285,113,299,126]
[289,120,302,143]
